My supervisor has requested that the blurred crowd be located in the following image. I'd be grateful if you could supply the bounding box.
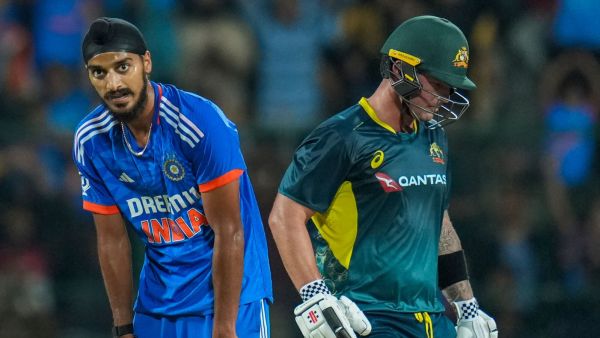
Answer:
[0,0,599,337]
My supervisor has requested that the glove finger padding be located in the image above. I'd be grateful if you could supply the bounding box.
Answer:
[339,296,372,336]
[294,294,357,338]
[477,310,498,338]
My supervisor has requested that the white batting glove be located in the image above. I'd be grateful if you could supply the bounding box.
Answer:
[453,298,498,338]
[294,280,371,338]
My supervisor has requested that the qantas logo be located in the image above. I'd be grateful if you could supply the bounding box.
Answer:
[375,173,402,192]
[375,172,447,192]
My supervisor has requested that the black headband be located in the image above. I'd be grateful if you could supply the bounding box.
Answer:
[82,17,147,64]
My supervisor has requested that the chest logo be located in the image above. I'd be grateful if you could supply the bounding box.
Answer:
[375,172,402,192]
[430,143,445,164]
[163,158,185,182]
[371,150,385,169]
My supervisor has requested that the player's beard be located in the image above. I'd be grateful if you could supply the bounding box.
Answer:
[106,76,149,123]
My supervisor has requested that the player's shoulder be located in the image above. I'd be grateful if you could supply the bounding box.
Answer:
[74,104,117,145]
[159,83,225,119]
[73,104,117,164]
[75,104,113,131]
[311,103,364,139]
[156,83,237,149]
[158,83,234,129]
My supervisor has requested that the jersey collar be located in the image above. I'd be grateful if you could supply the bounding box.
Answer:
[358,97,419,136]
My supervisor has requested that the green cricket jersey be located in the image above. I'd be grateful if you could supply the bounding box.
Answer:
[279,98,450,313]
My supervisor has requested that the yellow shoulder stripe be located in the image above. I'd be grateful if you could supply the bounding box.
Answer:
[358,97,396,134]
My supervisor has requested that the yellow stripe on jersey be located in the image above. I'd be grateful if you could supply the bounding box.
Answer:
[358,97,397,134]
[311,181,358,269]
[414,312,434,338]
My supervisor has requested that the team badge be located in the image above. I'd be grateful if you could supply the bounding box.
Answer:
[430,143,445,164]
[371,150,385,169]
[452,47,469,68]
[163,158,185,181]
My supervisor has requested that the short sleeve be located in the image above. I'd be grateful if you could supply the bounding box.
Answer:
[185,98,246,193]
[72,146,119,214]
[278,126,350,213]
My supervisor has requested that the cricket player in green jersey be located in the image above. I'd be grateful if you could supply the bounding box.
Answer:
[269,16,498,338]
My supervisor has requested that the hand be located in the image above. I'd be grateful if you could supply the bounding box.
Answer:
[294,293,371,338]
[453,298,498,338]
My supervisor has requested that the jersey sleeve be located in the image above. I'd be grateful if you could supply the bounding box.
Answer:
[72,145,119,215]
[184,98,246,193]
[278,125,350,213]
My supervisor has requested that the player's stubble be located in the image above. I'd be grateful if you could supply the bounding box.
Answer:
[105,72,149,123]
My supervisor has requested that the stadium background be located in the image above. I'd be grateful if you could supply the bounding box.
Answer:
[0,0,599,337]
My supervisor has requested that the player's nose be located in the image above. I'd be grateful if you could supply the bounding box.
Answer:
[105,71,123,91]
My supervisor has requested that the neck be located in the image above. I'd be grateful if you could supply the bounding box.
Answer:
[125,83,155,147]
[367,79,415,132]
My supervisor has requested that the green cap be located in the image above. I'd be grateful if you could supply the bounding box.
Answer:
[380,15,476,90]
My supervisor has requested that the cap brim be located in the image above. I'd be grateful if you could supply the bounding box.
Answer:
[435,73,476,90]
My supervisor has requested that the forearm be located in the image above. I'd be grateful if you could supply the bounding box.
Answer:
[212,226,244,329]
[269,194,321,291]
[272,219,322,290]
[97,233,134,325]
[439,210,463,255]
[439,210,474,302]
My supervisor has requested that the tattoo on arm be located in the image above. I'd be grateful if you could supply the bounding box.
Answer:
[442,280,474,303]
[439,211,463,255]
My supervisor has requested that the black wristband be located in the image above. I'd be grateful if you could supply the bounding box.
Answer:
[438,250,469,289]
[113,323,134,337]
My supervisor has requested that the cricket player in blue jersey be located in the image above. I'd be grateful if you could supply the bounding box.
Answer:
[73,17,272,338]
[269,16,497,338]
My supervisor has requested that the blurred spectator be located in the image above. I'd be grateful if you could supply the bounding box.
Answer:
[584,197,600,281]
[0,206,56,338]
[552,0,600,51]
[39,64,91,193]
[238,0,338,142]
[490,185,539,338]
[539,50,600,295]
[0,1,599,336]
[176,0,256,127]
[32,0,97,71]
[0,2,35,100]
[320,0,387,114]
[466,11,505,130]
[136,0,180,82]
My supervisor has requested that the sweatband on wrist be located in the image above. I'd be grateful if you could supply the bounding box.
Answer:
[438,250,469,289]
[299,279,331,302]
[113,323,134,337]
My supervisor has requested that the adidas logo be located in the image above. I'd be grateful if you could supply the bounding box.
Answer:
[119,173,135,183]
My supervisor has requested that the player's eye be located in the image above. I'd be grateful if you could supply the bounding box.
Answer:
[117,63,130,72]
[90,68,105,78]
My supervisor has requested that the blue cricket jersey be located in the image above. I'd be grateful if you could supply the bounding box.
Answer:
[73,81,273,316]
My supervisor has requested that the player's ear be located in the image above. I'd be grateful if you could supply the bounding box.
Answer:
[142,51,152,74]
